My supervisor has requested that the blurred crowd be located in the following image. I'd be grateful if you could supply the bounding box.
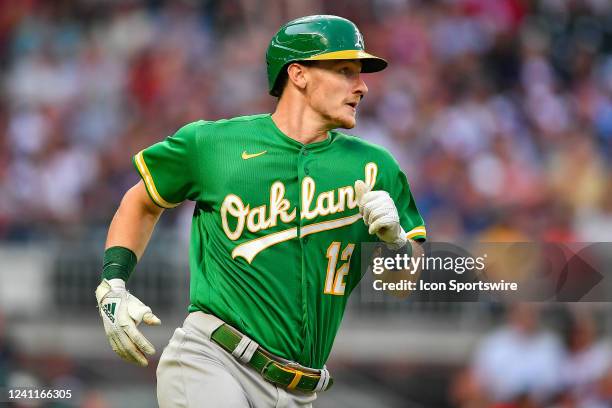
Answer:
[0,310,119,408]
[0,0,610,241]
[451,304,612,408]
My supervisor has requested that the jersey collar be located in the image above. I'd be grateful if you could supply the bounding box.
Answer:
[266,114,335,151]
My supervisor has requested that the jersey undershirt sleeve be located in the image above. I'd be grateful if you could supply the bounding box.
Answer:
[133,121,203,208]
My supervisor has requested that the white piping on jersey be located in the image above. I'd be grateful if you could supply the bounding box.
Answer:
[231,214,363,264]
[232,227,298,263]
[300,213,363,238]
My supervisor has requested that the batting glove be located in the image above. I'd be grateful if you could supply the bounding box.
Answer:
[95,278,160,367]
[354,180,407,249]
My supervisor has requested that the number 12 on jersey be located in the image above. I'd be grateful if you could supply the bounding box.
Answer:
[324,242,355,296]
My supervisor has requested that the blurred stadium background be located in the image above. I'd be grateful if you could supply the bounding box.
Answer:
[0,0,611,407]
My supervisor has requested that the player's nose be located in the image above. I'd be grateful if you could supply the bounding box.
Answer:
[354,76,368,98]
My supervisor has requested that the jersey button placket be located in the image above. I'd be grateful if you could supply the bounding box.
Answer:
[301,148,310,175]
[297,146,313,360]
[297,147,312,242]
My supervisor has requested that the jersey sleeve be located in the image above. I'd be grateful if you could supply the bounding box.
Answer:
[390,166,427,242]
[133,121,202,208]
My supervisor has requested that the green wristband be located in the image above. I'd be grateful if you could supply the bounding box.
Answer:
[102,246,137,281]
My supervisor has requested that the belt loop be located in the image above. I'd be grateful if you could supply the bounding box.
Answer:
[242,337,259,362]
[261,359,275,376]
[231,335,260,364]
[314,365,330,392]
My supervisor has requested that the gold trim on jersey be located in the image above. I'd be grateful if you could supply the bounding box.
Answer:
[231,214,364,264]
[323,242,355,296]
[301,176,356,220]
[224,162,425,264]
[406,226,427,239]
[300,162,377,221]
[221,181,296,240]
[231,227,298,264]
[332,243,355,295]
[364,162,377,188]
[300,213,362,238]
[221,194,250,240]
[134,151,181,209]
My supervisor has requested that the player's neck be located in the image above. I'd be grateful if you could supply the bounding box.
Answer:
[271,96,331,145]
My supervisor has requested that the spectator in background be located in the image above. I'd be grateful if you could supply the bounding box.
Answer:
[452,304,565,407]
[0,0,610,243]
[575,176,612,242]
[560,309,612,408]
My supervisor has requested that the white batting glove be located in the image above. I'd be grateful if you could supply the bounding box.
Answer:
[354,180,407,249]
[95,278,161,367]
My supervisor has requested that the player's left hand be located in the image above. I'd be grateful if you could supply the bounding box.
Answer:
[355,180,407,249]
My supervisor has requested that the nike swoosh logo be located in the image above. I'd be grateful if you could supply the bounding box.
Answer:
[242,150,267,160]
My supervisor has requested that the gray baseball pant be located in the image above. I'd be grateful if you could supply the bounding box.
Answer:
[156,311,317,408]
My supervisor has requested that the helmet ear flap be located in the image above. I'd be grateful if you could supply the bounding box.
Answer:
[270,66,289,98]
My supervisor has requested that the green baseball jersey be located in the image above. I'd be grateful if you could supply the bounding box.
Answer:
[133,114,425,368]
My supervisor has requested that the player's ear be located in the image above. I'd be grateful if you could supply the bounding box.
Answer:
[286,63,308,92]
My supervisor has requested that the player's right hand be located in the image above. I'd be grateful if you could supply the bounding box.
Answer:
[95,278,161,367]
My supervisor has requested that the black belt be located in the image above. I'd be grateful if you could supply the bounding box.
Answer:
[210,324,333,393]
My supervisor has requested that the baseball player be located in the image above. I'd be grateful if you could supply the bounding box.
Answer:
[95,15,426,407]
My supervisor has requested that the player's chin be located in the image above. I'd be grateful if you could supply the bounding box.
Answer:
[336,112,357,129]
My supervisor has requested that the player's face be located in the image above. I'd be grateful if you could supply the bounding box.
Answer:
[304,60,368,129]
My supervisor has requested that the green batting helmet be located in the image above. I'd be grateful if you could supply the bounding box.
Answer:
[266,15,388,96]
